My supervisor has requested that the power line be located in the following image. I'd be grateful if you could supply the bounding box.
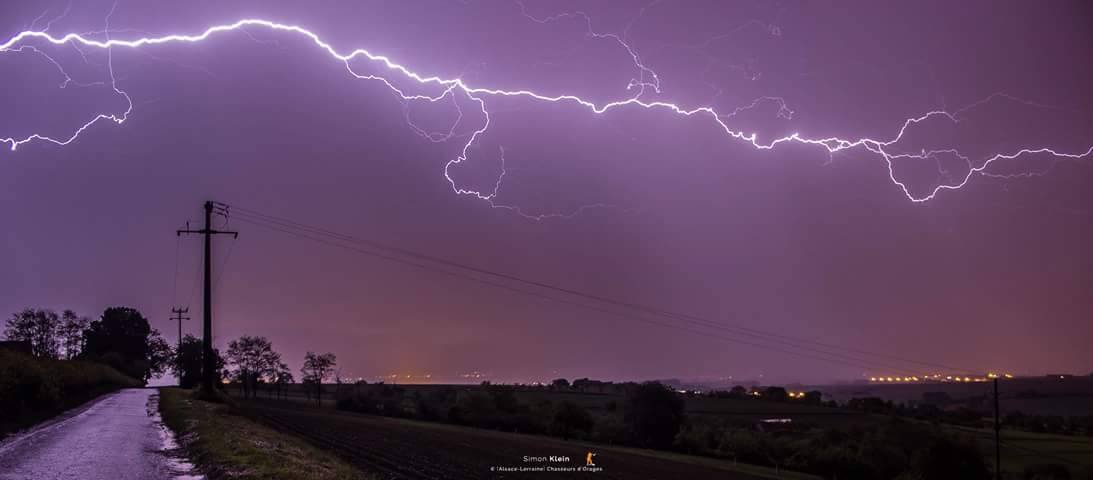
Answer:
[227,209,963,374]
[186,221,203,307]
[226,205,975,374]
[171,232,181,306]
[227,205,977,374]
[228,205,979,374]
[212,219,238,293]
[229,214,897,371]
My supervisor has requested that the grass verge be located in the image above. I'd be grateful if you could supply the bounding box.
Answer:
[159,387,374,479]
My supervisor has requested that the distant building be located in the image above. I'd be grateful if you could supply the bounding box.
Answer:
[0,340,32,354]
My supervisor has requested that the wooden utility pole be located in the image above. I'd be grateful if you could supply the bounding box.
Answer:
[169,307,190,385]
[178,201,237,392]
[994,377,1001,480]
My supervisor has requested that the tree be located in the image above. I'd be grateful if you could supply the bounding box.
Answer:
[551,401,594,440]
[58,310,90,360]
[912,435,990,480]
[803,390,823,405]
[4,308,61,358]
[226,336,281,399]
[172,334,225,388]
[848,396,893,414]
[272,361,294,399]
[147,333,173,380]
[83,307,171,383]
[624,382,685,449]
[551,378,570,390]
[763,386,789,402]
[301,351,337,404]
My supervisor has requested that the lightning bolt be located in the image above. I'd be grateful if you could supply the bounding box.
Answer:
[2,15,1090,219]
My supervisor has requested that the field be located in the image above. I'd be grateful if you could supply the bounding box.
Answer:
[255,382,872,427]
[234,381,1093,478]
[237,397,816,480]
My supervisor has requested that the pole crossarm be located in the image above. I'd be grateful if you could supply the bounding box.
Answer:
[177,228,239,237]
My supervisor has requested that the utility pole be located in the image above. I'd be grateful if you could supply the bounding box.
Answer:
[178,201,237,393]
[994,377,1001,480]
[169,307,190,386]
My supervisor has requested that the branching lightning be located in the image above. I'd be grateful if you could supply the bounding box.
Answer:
[2,12,1090,218]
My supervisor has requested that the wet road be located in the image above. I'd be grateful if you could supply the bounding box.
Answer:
[0,388,198,480]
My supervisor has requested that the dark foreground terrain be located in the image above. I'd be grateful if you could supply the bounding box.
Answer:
[239,398,810,480]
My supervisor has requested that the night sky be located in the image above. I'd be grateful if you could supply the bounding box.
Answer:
[2,0,1091,384]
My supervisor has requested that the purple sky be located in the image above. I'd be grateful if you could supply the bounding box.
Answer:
[2,0,1091,384]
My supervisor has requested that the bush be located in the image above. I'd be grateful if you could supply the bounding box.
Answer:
[717,428,767,464]
[912,434,990,480]
[623,382,685,449]
[1023,464,1072,480]
[591,414,628,444]
[550,401,593,439]
[451,390,497,426]
[673,422,722,454]
[415,388,457,421]
[0,349,139,435]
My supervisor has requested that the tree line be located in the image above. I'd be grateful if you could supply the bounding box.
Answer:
[1,307,154,435]
[4,308,337,402]
[3,307,172,383]
[172,333,337,402]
